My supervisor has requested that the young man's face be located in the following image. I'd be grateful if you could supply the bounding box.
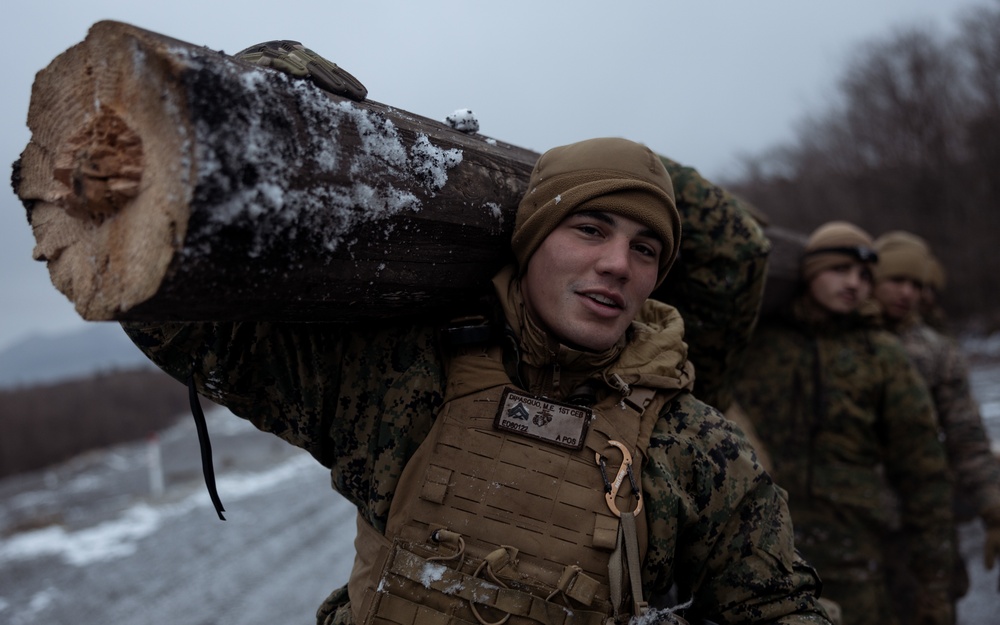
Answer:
[873,276,923,321]
[520,210,663,352]
[807,260,873,315]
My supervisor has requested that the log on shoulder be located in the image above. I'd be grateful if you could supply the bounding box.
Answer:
[13,20,806,325]
[13,20,538,322]
[760,225,807,316]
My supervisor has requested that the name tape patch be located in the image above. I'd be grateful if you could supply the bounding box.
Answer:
[494,387,591,450]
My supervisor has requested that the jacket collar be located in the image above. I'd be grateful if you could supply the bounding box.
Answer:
[490,265,695,398]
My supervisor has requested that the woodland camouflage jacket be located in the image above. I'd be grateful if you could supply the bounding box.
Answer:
[123,291,830,624]
[890,314,1000,520]
[733,297,954,589]
[655,155,770,412]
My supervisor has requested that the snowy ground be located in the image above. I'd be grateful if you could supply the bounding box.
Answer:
[0,408,354,625]
[0,342,998,624]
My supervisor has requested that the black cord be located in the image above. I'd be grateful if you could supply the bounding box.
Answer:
[188,373,226,520]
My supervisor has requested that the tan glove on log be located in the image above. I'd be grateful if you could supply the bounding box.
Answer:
[233,40,368,101]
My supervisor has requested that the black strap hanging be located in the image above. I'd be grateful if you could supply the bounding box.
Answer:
[188,373,226,520]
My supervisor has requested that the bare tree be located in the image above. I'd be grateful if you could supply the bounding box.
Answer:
[839,28,963,232]
[728,11,1000,325]
[958,1,1000,203]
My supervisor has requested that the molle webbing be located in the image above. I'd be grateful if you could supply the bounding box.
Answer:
[352,513,611,625]
[348,386,670,624]
[406,390,646,579]
[370,540,610,625]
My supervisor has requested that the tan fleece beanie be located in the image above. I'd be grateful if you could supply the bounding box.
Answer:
[800,221,876,282]
[511,137,681,288]
[873,231,932,284]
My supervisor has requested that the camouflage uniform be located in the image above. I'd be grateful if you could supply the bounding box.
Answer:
[121,124,809,621]
[883,313,1000,617]
[732,296,954,625]
[654,156,770,412]
[123,288,831,624]
[891,315,1000,518]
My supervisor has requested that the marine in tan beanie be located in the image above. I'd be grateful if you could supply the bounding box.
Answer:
[800,221,878,315]
[872,230,932,322]
[800,221,878,283]
[509,137,682,352]
[511,137,681,288]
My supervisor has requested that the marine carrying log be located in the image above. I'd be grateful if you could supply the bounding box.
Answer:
[13,20,539,322]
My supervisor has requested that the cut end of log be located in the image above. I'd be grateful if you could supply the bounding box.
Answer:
[52,108,144,224]
[14,21,196,321]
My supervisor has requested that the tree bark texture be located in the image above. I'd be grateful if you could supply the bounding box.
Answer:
[13,20,539,322]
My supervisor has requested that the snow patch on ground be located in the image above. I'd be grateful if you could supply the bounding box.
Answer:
[0,453,315,567]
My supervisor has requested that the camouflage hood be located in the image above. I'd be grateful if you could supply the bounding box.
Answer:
[491,265,695,399]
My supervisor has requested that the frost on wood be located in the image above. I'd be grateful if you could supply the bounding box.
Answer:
[177,54,464,260]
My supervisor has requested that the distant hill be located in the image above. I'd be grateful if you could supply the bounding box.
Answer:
[0,323,155,389]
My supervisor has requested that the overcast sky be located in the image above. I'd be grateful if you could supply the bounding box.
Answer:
[0,0,985,351]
